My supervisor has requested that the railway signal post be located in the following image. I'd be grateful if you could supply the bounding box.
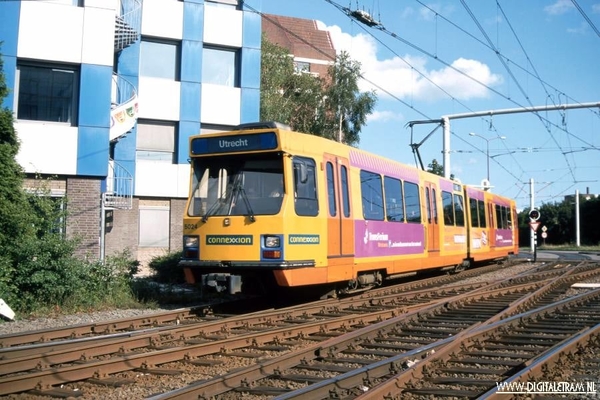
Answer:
[529,209,541,262]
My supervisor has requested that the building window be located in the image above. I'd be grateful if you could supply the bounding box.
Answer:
[136,120,176,163]
[140,40,180,80]
[139,206,170,247]
[44,0,82,5]
[16,63,79,124]
[202,47,239,87]
[201,124,233,134]
[294,61,310,74]
[205,0,240,9]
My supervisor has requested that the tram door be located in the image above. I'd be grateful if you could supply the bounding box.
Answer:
[424,181,440,253]
[323,154,354,258]
[488,202,497,248]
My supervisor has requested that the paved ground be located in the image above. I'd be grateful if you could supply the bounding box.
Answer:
[515,248,600,262]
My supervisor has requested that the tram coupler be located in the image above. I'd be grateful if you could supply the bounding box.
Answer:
[201,273,242,295]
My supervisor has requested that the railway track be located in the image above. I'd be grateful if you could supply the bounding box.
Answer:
[0,261,516,350]
[354,288,600,399]
[146,261,600,399]
[1,260,597,399]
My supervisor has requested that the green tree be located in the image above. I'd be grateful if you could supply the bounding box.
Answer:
[260,37,377,146]
[580,196,600,245]
[260,36,325,133]
[518,195,600,246]
[318,51,376,146]
[427,159,444,176]
[0,50,33,301]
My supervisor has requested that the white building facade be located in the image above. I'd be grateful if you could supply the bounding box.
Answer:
[0,0,261,265]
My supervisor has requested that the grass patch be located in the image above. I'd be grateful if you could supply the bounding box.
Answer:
[537,244,600,252]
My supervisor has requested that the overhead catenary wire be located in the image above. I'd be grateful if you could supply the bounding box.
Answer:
[345,0,598,200]
[245,0,598,203]
[241,0,433,122]
[326,0,598,151]
[571,0,600,38]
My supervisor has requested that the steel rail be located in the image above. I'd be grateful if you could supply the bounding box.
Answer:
[0,276,550,395]
[275,264,599,399]
[351,288,600,399]
[0,305,212,348]
[147,282,551,399]
[478,322,600,399]
[0,277,487,368]
[0,261,510,350]
[149,264,600,399]
[0,260,527,358]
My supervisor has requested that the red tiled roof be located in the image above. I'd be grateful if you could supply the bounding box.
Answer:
[262,14,336,62]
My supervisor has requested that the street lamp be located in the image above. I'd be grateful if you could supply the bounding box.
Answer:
[469,132,506,182]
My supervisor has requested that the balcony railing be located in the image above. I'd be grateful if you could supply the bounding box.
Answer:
[114,0,141,52]
[104,159,133,210]
[110,73,138,142]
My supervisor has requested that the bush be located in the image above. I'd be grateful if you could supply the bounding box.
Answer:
[65,249,141,311]
[147,251,185,284]
[10,233,83,312]
[9,244,143,315]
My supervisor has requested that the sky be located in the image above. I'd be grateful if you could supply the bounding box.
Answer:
[250,0,600,211]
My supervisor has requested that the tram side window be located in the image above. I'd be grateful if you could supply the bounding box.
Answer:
[293,157,318,216]
[469,197,479,227]
[469,198,487,228]
[404,181,421,223]
[478,200,487,228]
[384,176,404,222]
[454,194,465,227]
[326,162,337,217]
[442,191,454,225]
[432,188,438,223]
[341,166,351,217]
[360,170,384,220]
[488,203,495,228]
[496,204,508,229]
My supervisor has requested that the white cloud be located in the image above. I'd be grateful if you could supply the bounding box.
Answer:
[424,58,503,100]
[368,110,404,123]
[567,21,589,34]
[417,3,456,22]
[400,7,415,19]
[319,22,502,102]
[544,0,574,15]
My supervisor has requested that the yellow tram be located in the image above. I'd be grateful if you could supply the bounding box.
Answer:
[180,122,518,296]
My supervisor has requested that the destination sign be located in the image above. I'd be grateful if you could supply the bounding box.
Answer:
[191,132,278,155]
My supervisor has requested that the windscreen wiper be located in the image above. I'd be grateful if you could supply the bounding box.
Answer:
[228,172,255,222]
[201,187,229,222]
[235,185,256,222]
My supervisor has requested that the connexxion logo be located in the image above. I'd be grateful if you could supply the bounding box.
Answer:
[206,235,253,245]
[289,234,320,244]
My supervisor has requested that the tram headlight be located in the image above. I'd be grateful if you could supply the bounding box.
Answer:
[264,236,280,248]
[184,235,199,248]
[183,235,199,259]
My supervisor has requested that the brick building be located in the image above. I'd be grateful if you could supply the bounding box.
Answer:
[0,0,261,266]
[262,13,336,78]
